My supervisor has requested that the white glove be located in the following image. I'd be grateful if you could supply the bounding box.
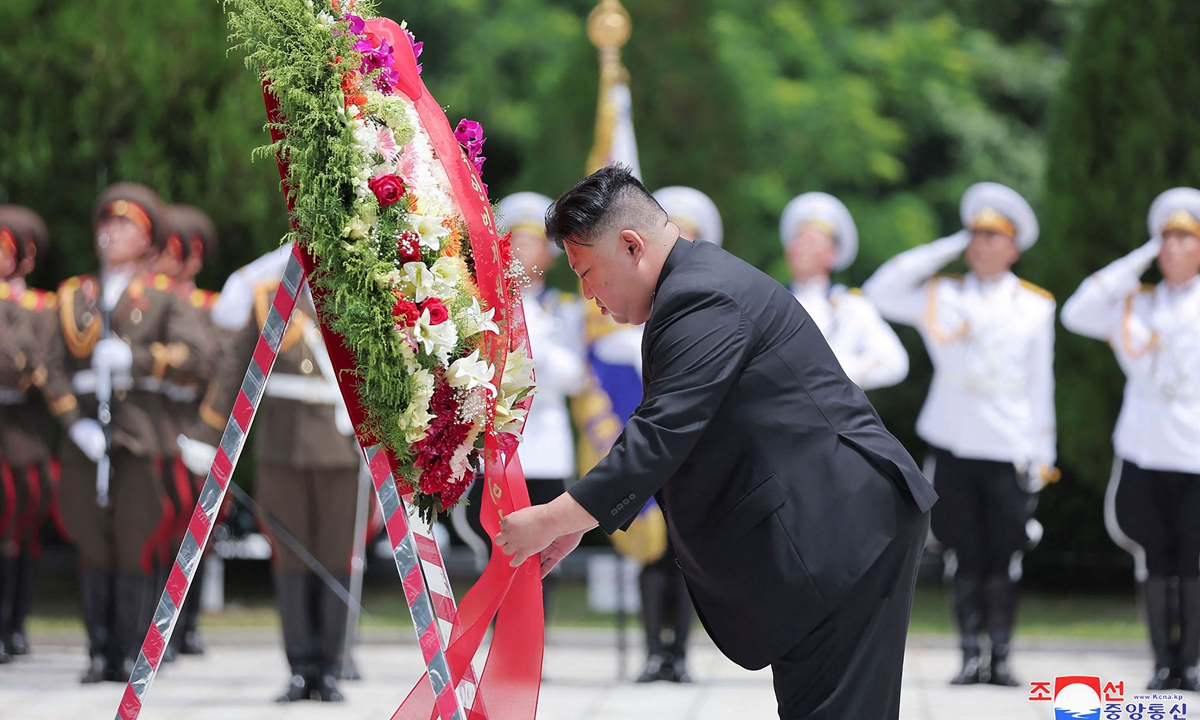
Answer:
[334,404,355,437]
[69,419,108,463]
[92,337,134,372]
[177,435,218,476]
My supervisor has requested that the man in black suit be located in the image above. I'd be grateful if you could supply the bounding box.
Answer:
[496,165,937,719]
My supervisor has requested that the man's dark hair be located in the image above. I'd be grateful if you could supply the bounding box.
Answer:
[545,164,665,249]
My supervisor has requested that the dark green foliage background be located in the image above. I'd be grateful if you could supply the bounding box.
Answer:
[3,0,1197,587]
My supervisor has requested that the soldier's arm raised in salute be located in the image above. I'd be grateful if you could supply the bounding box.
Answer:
[863,231,971,328]
[1061,238,1161,340]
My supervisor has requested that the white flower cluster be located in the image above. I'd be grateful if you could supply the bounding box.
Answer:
[336,84,532,455]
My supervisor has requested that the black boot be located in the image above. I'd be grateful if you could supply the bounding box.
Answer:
[170,557,206,656]
[78,570,112,683]
[0,556,14,664]
[985,575,1020,687]
[314,573,348,702]
[949,576,985,685]
[1145,577,1176,690]
[9,553,34,655]
[111,572,154,682]
[1177,578,1200,692]
[666,567,694,683]
[637,563,670,683]
[275,572,317,702]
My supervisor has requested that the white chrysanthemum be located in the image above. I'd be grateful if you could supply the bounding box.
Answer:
[445,350,495,394]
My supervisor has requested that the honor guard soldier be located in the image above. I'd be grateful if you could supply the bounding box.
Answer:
[462,193,587,614]
[1061,188,1200,692]
[187,244,360,703]
[42,183,214,683]
[780,192,908,390]
[151,204,221,658]
[864,182,1057,687]
[0,206,54,663]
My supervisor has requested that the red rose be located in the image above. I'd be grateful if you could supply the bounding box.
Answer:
[369,173,405,207]
[392,295,419,327]
[397,230,421,264]
[421,298,449,325]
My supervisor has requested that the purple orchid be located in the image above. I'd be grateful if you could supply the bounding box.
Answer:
[454,119,488,187]
[344,13,365,36]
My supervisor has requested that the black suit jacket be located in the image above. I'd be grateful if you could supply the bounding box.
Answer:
[569,239,937,670]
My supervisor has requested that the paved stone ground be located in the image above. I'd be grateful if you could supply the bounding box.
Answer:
[0,628,1194,719]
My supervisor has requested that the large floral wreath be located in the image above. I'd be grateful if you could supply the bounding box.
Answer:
[228,0,535,520]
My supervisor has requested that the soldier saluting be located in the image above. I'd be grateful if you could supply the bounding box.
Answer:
[1062,188,1200,692]
[864,182,1057,688]
[42,182,213,683]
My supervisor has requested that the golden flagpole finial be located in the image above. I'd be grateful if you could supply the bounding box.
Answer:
[588,0,632,52]
[585,0,633,174]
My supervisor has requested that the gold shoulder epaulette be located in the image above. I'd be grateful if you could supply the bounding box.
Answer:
[0,282,10,301]
[1141,283,1156,293]
[933,273,965,283]
[150,273,174,292]
[1019,279,1055,301]
[189,288,219,310]
[848,287,864,296]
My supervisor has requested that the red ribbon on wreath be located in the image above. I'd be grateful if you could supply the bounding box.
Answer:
[262,15,543,720]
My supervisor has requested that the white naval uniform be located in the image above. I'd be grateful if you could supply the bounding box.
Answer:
[863,232,1057,472]
[791,278,909,391]
[1061,239,1200,475]
[516,283,587,480]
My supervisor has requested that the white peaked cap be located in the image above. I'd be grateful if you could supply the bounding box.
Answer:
[653,186,724,248]
[960,182,1039,251]
[779,192,858,271]
[497,191,558,255]
[1148,187,1200,239]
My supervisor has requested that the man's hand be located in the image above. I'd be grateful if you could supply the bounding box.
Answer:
[495,492,600,569]
[540,530,585,578]
[496,505,559,568]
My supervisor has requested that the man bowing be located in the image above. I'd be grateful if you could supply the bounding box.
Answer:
[496,165,936,720]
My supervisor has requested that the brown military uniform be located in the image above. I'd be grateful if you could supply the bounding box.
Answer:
[0,283,58,556]
[0,289,43,552]
[196,275,359,689]
[197,280,359,574]
[45,272,213,575]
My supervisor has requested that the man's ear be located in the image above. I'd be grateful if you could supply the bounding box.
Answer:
[619,228,645,264]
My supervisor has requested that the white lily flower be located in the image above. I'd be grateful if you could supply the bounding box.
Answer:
[397,262,435,302]
[411,310,458,363]
[501,349,537,398]
[343,216,370,239]
[409,213,450,253]
[445,350,495,394]
[429,256,462,300]
[458,297,499,338]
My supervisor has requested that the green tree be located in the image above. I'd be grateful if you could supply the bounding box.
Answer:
[0,0,289,289]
